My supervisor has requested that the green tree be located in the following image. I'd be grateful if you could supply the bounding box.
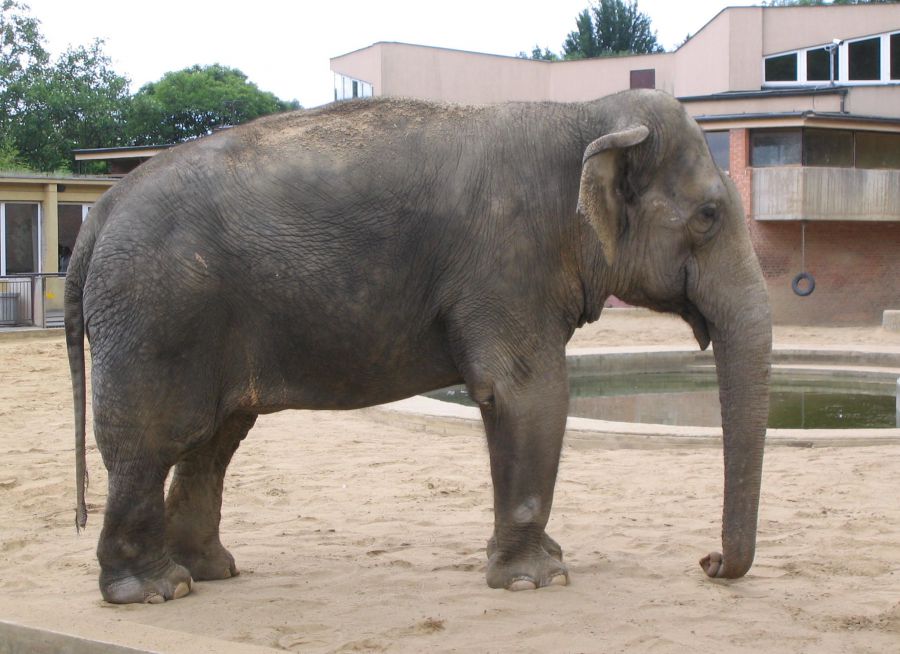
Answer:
[562,0,664,60]
[0,0,47,169]
[517,45,559,61]
[0,0,47,98]
[1,2,130,171]
[13,39,130,171]
[562,9,602,60]
[0,3,300,170]
[0,132,25,170]
[126,64,300,145]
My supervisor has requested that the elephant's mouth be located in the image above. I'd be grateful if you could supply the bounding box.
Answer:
[681,302,711,351]
[679,258,711,351]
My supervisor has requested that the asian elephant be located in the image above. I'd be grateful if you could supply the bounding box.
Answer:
[65,89,771,604]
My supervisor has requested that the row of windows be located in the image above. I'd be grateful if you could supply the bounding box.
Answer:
[704,129,900,171]
[0,203,90,275]
[764,31,899,85]
[333,74,373,101]
[751,128,900,168]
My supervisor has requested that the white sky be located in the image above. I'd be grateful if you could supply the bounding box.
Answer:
[25,0,761,108]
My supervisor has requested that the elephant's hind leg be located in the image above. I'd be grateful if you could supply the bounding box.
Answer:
[97,427,193,604]
[165,412,257,581]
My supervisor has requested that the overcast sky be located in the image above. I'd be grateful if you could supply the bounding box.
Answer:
[24,0,762,108]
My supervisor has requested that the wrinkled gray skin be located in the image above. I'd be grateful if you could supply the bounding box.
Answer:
[66,89,771,604]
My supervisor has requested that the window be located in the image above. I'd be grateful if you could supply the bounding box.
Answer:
[629,69,655,89]
[803,129,853,167]
[806,47,838,83]
[764,53,797,82]
[891,33,899,81]
[751,130,801,167]
[1,203,39,275]
[704,131,730,172]
[58,204,90,272]
[856,131,900,169]
[751,128,900,170]
[333,74,373,101]
[848,37,880,81]
[764,30,900,86]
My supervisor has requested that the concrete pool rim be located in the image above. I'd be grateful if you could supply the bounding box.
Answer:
[369,345,900,449]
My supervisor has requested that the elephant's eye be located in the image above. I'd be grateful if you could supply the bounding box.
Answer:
[693,203,719,234]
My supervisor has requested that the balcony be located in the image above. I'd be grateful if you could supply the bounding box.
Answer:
[753,167,900,222]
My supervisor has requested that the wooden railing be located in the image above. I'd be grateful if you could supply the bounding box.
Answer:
[753,167,900,222]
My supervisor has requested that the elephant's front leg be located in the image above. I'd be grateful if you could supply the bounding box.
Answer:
[475,355,569,591]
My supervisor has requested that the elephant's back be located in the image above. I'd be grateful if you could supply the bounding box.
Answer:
[245,98,490,153]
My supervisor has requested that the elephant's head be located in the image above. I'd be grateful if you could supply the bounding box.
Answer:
[578,90,772,579]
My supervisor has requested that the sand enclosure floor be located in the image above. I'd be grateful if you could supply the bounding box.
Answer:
[1,312,899,652]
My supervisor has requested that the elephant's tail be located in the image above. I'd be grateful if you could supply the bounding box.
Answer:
[65,245,90,531]
[64,213,101,532]
[65,179,130,531]
[65,288,88,531]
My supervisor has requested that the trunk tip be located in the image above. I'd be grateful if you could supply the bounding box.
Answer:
[700,551,752,579]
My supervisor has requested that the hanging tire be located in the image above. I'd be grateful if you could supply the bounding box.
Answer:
[792,272,815,297]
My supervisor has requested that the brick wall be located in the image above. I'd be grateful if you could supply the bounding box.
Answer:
[729,128,900,325]
[729,128,753,213]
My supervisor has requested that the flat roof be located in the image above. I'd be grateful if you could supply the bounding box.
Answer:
[72,144,173,161]
[0,172,116,185]
[694,110,900,132]
[679,87,849,103]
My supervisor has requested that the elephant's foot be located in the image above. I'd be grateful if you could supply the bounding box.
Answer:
[487,531,563,561]
[169,540,238,581]
[486,549,569,591]
[100,559,193,604]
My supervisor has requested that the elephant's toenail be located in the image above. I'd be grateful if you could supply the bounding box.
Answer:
[508,579,537,591]
[173,581,191,599]
[549,574,568,586]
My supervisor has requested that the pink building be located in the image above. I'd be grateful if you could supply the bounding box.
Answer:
[331,4,900,325]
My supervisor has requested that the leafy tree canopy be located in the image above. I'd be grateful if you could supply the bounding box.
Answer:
[0,0,46,94]
[521,1,664,61]
[562,0,663,60]
[0,2,300,172]
[517,45,559,61]
[12,39,131,171]
[127,64,301,146]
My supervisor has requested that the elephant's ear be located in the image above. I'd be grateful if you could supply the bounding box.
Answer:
[577,125,650,266]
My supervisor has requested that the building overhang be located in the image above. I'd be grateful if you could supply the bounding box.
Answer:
[680,87,849,103]
[72,144,173,161]
[72,144,175,177]
[0,173,115,205]
[693,110,900,133]
[0,173,116,188]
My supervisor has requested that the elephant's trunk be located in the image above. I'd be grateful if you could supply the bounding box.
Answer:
[693,252,772,579]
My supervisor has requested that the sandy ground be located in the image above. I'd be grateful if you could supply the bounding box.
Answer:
[1,311,899,653]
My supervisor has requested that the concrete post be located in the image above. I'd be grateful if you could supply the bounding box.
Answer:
[42,183,58,273]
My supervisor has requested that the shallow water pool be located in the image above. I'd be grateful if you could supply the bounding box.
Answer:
[426,371,898,429]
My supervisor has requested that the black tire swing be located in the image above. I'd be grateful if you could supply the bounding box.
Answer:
[791,221,815,297]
